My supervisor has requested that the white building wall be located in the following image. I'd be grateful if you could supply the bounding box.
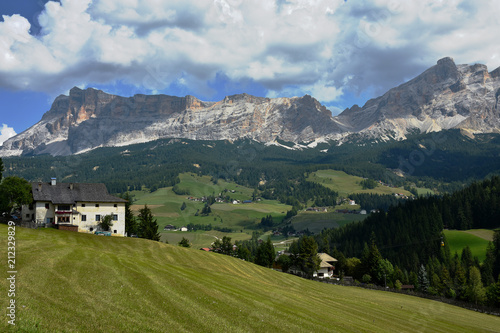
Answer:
[74,202,125,236]
[22,202,55,224]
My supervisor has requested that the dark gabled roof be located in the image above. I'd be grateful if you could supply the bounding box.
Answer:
[31,182,127,205]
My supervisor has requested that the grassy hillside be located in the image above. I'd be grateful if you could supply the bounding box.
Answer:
[307,169,416,197]
[130,173,290,246]
[444,229,494,262]
[2,224,499,332]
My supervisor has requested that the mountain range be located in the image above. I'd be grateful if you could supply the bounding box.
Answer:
[1,57,499,157]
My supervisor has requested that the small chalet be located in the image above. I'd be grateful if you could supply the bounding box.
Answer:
[22,178,127,236]
[314,253,338,279]
[283,252,338,278]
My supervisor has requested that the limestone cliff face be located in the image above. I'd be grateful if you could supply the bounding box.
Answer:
[336,57,500,140]
[0,88,343,156]
[2,57,500,157]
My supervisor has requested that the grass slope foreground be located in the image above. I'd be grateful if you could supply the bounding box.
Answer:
[1,226,499,333]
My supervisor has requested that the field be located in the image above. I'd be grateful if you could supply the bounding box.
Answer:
[307,169,426,197]
[444,229,494,261]
[130,173,291,246]
[2,224,499,332]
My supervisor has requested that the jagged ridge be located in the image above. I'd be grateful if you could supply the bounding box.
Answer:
[1,90,344,156]
[1,57,500,156]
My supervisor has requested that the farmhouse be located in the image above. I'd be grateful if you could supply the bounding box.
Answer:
[282,252,338,278]
[21,178,127,236]
[314,253,338,279]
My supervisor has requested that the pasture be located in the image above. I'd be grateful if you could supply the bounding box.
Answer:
[444,229,493,262]
[307,169,416,197]
[130,173,290,246]
[2,224,499,332]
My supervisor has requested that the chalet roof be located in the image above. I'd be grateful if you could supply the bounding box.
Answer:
[318,253,337,268]
[318,253,337,262]
[31,182,127,205]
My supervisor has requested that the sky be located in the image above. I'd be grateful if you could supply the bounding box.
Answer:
[1,0,500,145]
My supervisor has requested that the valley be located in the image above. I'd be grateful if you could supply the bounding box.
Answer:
[2,56,500,330]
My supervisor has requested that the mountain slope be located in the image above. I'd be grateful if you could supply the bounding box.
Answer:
[1,224,499,332]
[337,57,500,139]
[2,57,500,157]
[0,88,344,156]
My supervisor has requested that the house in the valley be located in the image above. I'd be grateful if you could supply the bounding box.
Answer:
[279,252,337,278]
[22,178,127,236]
[314,253,338,278]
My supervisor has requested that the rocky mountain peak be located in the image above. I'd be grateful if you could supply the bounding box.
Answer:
[0,89,343,156]
[2,57,500,157]
[336,57,500,139]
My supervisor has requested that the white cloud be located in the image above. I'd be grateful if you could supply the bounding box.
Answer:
[0,0,499,105]
[0,124,17,146]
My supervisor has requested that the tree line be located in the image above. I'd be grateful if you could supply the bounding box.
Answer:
[7,130,500,204]
[309,176,500,307]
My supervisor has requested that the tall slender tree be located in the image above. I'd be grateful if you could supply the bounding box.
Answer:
[137,205,160,241]
[255,237,275,268]
[122,192,137,236]
[299,235,321,278]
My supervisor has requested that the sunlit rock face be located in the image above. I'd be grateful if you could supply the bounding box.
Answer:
[0,88,344,156]
[336,57,500,140]
[2,57,500,157]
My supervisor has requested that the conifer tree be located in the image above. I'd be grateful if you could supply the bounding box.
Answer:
[417,265,429,292]
[137,205,160,241]
[299,235,321,278]
[122,192,137,236]
[255,237,275,268]
[466,267,486,305]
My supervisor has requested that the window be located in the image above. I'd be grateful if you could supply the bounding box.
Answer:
[45,203,50,209]
[58,216,70,223]
[113,214,118,221]
[95,204,99,208]
[46,218,54,223]
[58,205,71,211]
[26,214,30,218]
[113,230,117,234]
[96,214,101,222]
[89,227,93,232]
[114,204,117,208]
[29,204,33,210]
[82,215,87,222]
[81,204,86,207]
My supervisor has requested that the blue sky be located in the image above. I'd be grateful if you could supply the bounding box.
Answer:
[1,0,500,145]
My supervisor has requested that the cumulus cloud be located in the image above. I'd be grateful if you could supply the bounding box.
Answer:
[0,0,499,105]
[0,124,16,146]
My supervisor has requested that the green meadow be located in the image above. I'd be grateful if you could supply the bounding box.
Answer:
[444,229,494,262]
[2,225,499,332]
[307,169,422,197]
[130,173,291,246]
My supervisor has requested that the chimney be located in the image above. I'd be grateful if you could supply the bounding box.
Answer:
[51,178,57,186]
[70,183,74,190]
[38,182,42,191]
